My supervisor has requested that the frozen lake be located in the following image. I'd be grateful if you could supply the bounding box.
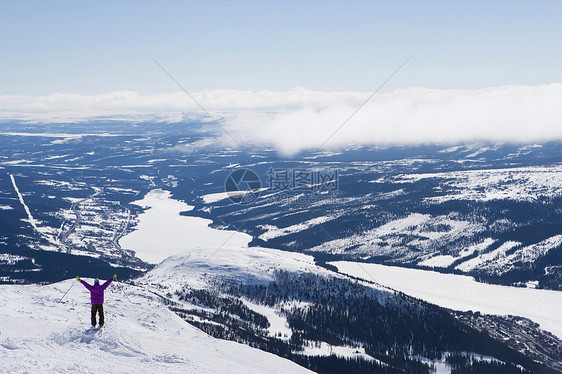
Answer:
[120,189,251,264]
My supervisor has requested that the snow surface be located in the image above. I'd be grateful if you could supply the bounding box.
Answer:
[310,212,482,258]
[258,215,337,241]
[241,299,293,340]
[417,254,457,268]
[418,239,496,268]
[386,164,562,202]
[201,189,268,204]
[139,243,321,291]
[332,261,562,339]
[119,189,252,264]
[455,241,520,272]
[492,235,562,274]
[454,236,562,274]
[201,191,232,203]
[300,341,376,363]
[0,279,312,373]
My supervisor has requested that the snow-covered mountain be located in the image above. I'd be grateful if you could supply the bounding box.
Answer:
[4,235,557,372]
[132,240,560,372]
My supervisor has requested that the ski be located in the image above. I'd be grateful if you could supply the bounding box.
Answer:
[86,326,104,334]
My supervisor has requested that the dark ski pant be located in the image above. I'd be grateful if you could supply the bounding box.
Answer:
[91,304,104,327]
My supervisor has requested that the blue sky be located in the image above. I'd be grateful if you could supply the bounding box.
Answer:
[1,0,561,95]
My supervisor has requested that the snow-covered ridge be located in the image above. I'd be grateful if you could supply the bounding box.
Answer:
[455,241,520,272]
[309,212,483,260]
[381,164,562,202]
[140,244,322,291]
[0,279,311,373]
[474,235,562,275]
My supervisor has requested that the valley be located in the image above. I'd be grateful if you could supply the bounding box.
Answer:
[1,121,561,373]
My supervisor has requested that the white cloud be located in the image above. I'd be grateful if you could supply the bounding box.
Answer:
[1,84,562,154]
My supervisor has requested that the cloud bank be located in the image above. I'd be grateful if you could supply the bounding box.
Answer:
[1,84,561,154]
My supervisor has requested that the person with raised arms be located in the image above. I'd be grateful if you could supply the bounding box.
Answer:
[76,274,117,330]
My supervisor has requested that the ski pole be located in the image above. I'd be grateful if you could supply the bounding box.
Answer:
[59,279,77,302]
[116,280,132,303]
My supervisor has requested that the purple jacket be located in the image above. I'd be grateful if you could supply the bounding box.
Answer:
[80,279,113,304]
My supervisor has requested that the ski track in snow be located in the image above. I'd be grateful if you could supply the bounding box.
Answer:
[0,279,311,374]
[9,174,38,231]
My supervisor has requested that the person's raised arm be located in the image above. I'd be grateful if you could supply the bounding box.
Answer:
[79,278,94,291]
[101,277,115,290]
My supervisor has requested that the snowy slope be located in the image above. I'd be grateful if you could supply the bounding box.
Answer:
[0,279,312,374]
[384,164,562,202]
[308,212,484,260]
[137,244,339,341]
